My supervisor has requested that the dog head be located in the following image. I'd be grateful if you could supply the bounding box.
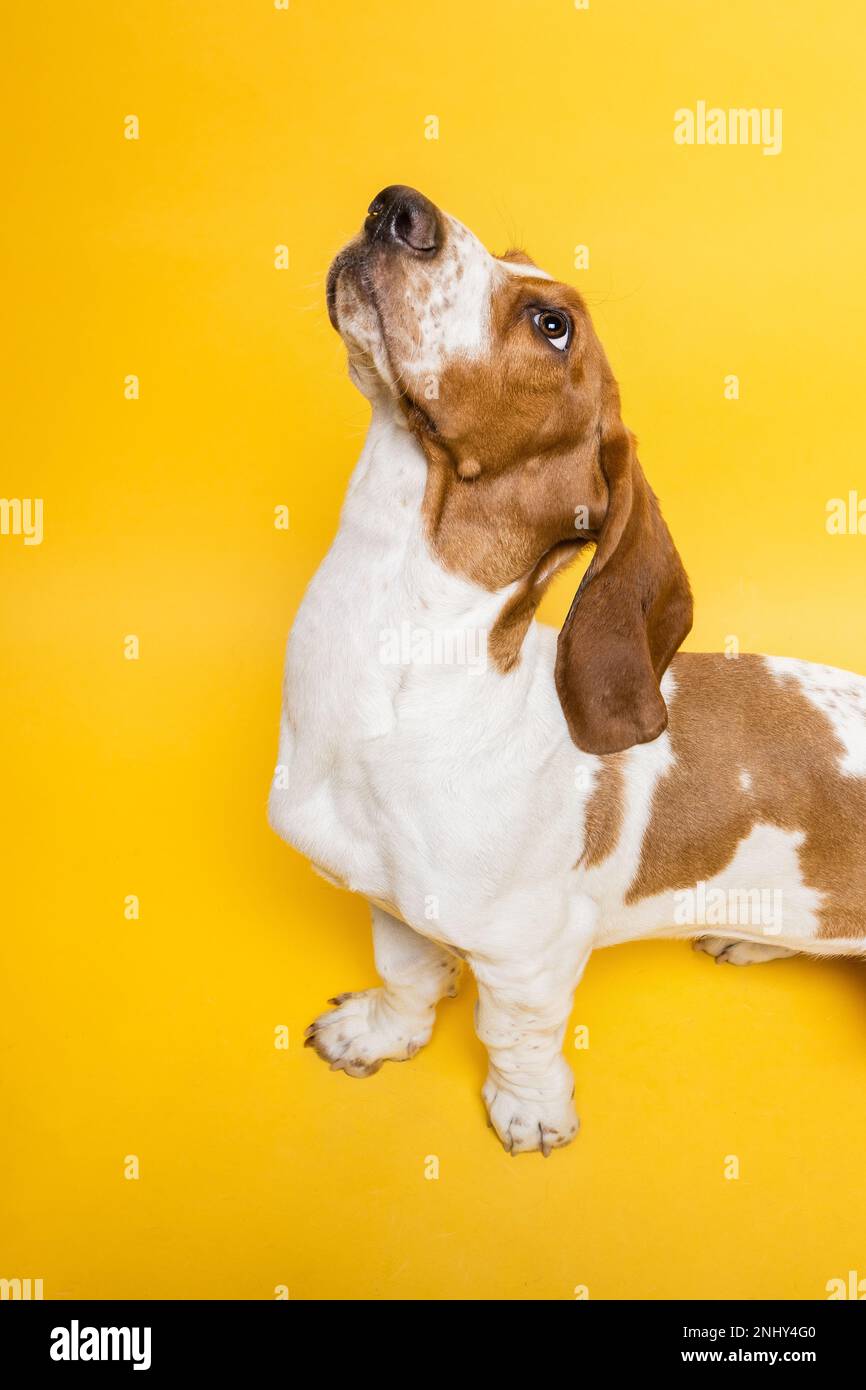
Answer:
[327,186,693,755]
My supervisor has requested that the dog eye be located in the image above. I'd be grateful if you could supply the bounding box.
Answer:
[532,310,571,351]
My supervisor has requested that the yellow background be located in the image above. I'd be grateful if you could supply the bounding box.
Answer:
[3,1,866,1300]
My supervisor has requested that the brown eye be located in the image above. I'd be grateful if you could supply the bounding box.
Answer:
[532,309,571,351]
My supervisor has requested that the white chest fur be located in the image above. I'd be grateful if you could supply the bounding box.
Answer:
[268,410,598,945]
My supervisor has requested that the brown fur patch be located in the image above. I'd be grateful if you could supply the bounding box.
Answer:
[410,270,692,753]
[582,756,626,869]
[499,248,538,267]
[488,540,589,672]
[625,654,866,938]
[415,275,609,595]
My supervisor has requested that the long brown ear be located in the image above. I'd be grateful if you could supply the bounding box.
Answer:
[554,413,693,755]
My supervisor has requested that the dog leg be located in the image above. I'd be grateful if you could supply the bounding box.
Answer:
[694,936,796,965]
[470,919,592,1157]
[305,906,460,1077]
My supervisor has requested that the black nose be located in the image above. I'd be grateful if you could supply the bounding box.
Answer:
[364,185,440,254]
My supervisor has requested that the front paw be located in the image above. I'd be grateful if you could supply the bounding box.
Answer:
[482,1071,579,1157]
[304,989,433,1078]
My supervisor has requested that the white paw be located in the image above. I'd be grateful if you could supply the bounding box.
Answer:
[305,989,433,1077]
[694,937,795,965]
[482,1071,579,1157]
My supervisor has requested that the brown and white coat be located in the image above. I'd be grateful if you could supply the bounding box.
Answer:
[269,188,866,1155]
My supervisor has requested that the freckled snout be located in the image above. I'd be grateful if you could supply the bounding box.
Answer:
[326,184,491,401]
[328,185,444,336]
[326,185,459,389]
[364,185,441,256]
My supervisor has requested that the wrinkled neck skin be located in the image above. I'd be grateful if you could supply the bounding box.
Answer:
[283,398,567,754]
[341,403,516,635]
[347,402,545,663]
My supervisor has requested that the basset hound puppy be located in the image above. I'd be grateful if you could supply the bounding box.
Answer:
[269,187,866,1155]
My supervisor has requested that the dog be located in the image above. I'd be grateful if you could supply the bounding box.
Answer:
[269,186,866,1155]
